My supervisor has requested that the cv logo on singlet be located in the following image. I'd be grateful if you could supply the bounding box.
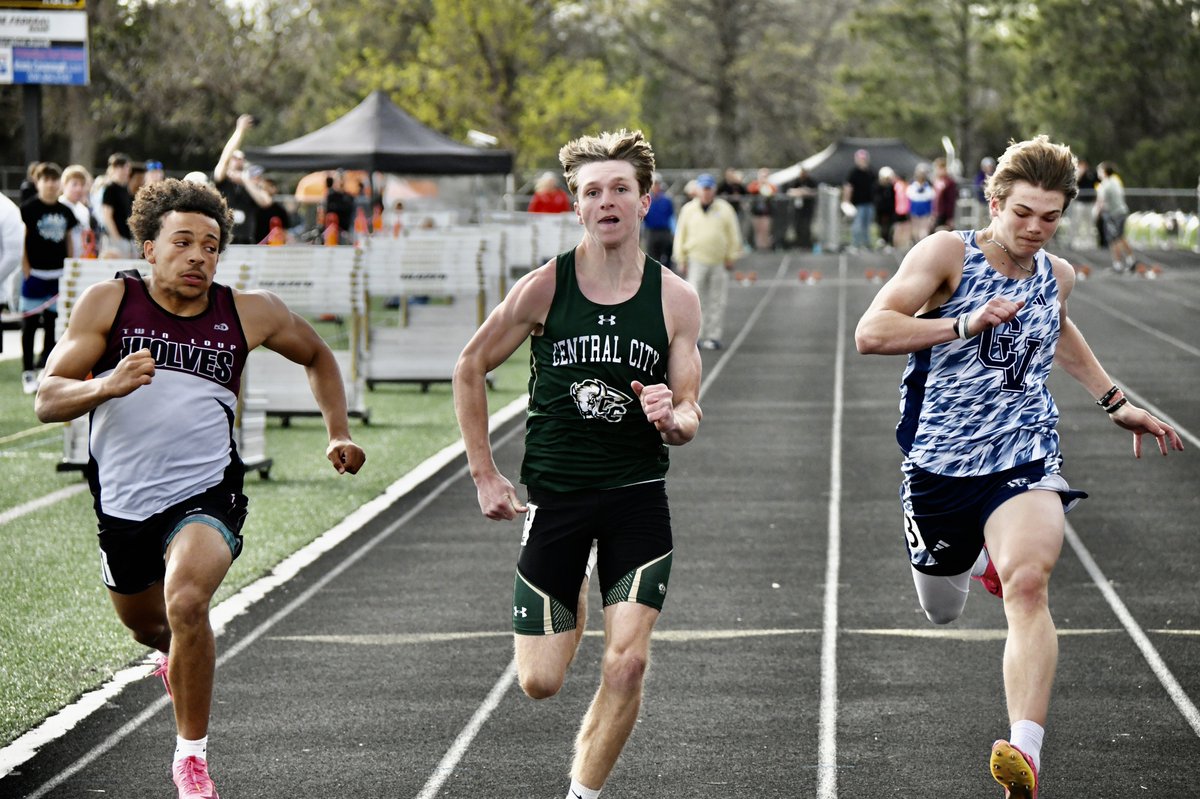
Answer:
[570,378,633,422]
[976,317,1043,393]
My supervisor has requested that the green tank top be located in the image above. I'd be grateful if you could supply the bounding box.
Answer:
[521,249,671,492]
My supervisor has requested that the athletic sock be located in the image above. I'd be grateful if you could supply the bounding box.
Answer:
[174,735,208,762]
[1009,720,1044,773]
[566,779,601,799]
[970,547,990,578]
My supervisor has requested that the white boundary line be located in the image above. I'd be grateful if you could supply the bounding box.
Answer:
[0,395,529,788]
[1071,291,1200,358]
[412,256,793,799]
[817,253,846,799]
[1065,520,1200,738]
[0,483,88,526]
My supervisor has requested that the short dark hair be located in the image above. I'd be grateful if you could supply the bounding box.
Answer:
[33,162,62,181]
[108,153,131,168]
[128,178,234,253]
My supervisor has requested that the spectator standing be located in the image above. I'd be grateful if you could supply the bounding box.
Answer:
[1095,161,1134,272]
[973,156,996,204]
[874,167,898,250]
[716,167,748,239]
[674,172,742,350]
[0,192,25,356]
[19,161,40,204]
[906,163,935,242]
[892,172,912,251]
[320,173,355,235]
[782,166,818,250]
[214,114,273,244]
[933,157,959,231]
[252,176,293,245]
[128,162,148,201]
[843,149,875,251]
[144,159,166,185]
[99,153,136,258]
[746,168,777,251]
[642,173,675,270]
[60,164,97,257]
[1075,158,1104,247]
[527,172,572,213]
[19,162,77,393]
[35,179,365,799]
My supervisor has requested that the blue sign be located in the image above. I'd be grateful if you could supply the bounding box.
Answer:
[11,44,86,84]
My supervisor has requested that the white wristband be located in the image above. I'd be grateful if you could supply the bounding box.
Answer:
[956,313,972,340]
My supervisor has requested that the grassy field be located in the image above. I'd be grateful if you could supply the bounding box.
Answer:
[0,342,529,747]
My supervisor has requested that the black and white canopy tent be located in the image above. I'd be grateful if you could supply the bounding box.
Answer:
[244,90,513,175]
[768,137,925,186]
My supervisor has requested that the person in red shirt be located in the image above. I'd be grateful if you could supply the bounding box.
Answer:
[527,172,572,213]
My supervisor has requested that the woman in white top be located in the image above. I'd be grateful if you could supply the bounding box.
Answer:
[1094,161,1134,272]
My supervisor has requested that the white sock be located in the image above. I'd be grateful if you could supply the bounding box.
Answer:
[970,547,990,578]
[174,735,208,762]
[1009,720,1044,773]
[566,779,601,799]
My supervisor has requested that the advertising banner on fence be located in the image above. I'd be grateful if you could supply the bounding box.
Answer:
[0,6,88,85]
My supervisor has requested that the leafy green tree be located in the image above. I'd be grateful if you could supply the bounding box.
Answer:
[1008,0,1200,187]
[315,0,645,175]
[831,0,1019,174]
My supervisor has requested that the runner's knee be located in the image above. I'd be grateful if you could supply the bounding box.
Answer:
[601,645,648,694]
[519,664,566,700]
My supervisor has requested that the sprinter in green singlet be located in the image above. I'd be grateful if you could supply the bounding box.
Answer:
[454,129,702,799]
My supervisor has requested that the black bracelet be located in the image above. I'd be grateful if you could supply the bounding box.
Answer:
[1096,385,1120,407]
[1104,396,1128,414]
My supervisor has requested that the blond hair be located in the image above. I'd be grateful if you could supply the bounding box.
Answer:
[558,129,656,197]
[985,135,1078,210]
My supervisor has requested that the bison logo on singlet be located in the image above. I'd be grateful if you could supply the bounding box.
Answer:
[570,378,632,423]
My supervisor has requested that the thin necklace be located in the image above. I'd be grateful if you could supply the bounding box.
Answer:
[985,234,1034,273]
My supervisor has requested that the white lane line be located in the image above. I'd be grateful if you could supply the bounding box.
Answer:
[1071,291,1200,358]
[2,397,530,790]
[414,659,519,799]
[413,257,795,799]
[699,256,790,401]
[817,253,847,799]
[1064,520,1200,739]
[270,626,1199,646]
[0,483,88,526]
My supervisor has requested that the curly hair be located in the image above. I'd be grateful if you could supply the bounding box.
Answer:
[128,178,234,252]
[985,135,1079,211]
[558,129,656,197]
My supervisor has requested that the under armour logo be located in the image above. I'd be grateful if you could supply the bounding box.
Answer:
[598,314,616,325]
[513,606,527,618]
[213,323,229,331]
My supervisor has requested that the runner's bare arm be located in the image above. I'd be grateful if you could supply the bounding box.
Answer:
[855,231,987,354]
[454,264,555,520]
[240,289,365,474]
[1050,257,1183,457]
[36,280,154,422]
[633,269,702,445]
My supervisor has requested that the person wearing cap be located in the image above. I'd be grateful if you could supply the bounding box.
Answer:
[527,171,572,213]
[843,148,876,251]
[145,160,166,185]
[673,172,742,350]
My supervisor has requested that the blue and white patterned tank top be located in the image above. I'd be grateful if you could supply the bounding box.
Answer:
[897,230,1062,477]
